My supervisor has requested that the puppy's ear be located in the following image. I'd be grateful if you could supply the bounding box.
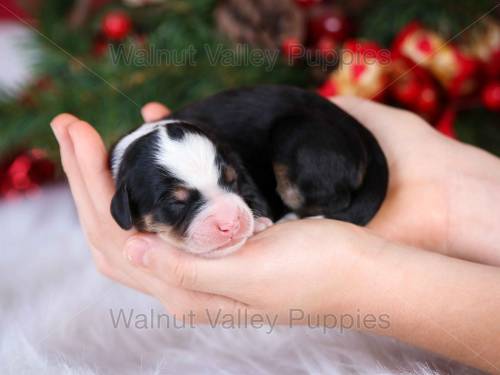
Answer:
[328,188,352,212]
[111,183,133,230]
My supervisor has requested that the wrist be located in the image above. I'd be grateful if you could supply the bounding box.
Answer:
[342,234,500,373]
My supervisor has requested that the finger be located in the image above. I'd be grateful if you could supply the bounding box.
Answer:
[63,116,214,298]
[92,232,181,297]
[51,114,98,230]
[52,115,153,294]
[67,120,116,219]
[123,235,257,299]
[121,235,250,319]
[141,102,170,122]
[90,249,153,295]
[156,284,249,323]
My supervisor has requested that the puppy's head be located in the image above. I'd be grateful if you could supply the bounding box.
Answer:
[110,120,255,257]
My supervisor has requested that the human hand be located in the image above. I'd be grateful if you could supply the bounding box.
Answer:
[50,104,171,294]
[331,97,500,265]
[123,217,384,321]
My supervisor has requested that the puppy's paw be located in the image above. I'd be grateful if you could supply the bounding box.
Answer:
[276,212,299,224]
[254,217,273,233]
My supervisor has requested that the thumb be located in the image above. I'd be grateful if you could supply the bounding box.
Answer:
[123,234,251,299]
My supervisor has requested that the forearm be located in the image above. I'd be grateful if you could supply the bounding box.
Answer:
[341,229,500,373]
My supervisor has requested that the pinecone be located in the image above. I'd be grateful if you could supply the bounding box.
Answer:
[215,0,305,50]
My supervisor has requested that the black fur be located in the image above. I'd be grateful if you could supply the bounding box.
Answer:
[171,85,388,225]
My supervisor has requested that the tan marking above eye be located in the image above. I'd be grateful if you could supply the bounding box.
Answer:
[173,187,190,201]
[273,163,304,210]
[224,166,237,184]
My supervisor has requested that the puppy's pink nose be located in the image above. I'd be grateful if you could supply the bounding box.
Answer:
[216,218,240,236]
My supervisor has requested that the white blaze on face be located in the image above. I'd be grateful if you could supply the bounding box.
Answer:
[111,119,181,179]
[154,127,221,195]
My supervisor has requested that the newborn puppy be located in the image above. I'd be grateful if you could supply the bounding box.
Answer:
[110,119,271,257]
[110,85,388,257]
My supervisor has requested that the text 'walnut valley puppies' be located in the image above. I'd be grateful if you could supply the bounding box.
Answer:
[110,85,388,257]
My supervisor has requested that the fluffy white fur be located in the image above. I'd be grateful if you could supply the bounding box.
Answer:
[0,186,482,375]
[0,22,37,96]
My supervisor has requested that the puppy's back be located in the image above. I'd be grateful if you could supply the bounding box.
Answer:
[171,85,388,224]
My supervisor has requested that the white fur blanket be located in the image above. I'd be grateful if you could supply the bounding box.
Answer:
[0,186,480,374]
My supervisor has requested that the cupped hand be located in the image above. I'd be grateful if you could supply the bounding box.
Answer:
[331,97,500,265]
[124,217,384,322]
[50,102,223,311]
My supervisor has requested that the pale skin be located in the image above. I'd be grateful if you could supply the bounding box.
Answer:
[51,97,500,373]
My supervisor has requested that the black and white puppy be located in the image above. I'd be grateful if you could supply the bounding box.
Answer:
[110,85,388,257]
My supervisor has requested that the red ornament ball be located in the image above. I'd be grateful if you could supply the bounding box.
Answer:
[481,82,500,111]
[102,10,132,41]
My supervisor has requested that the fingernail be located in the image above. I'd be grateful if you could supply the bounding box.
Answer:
[125,238,150,267]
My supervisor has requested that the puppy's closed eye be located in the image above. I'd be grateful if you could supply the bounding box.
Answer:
[224,166,237,186]
[163,187,191,213]
[173,187,190,202]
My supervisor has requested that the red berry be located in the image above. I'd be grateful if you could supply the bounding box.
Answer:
[102,11,132,41]
[482,82,500,111]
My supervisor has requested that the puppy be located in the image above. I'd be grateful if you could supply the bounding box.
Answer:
[110,85,388,257]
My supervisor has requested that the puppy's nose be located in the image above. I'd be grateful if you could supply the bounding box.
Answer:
[215,217,240,236]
